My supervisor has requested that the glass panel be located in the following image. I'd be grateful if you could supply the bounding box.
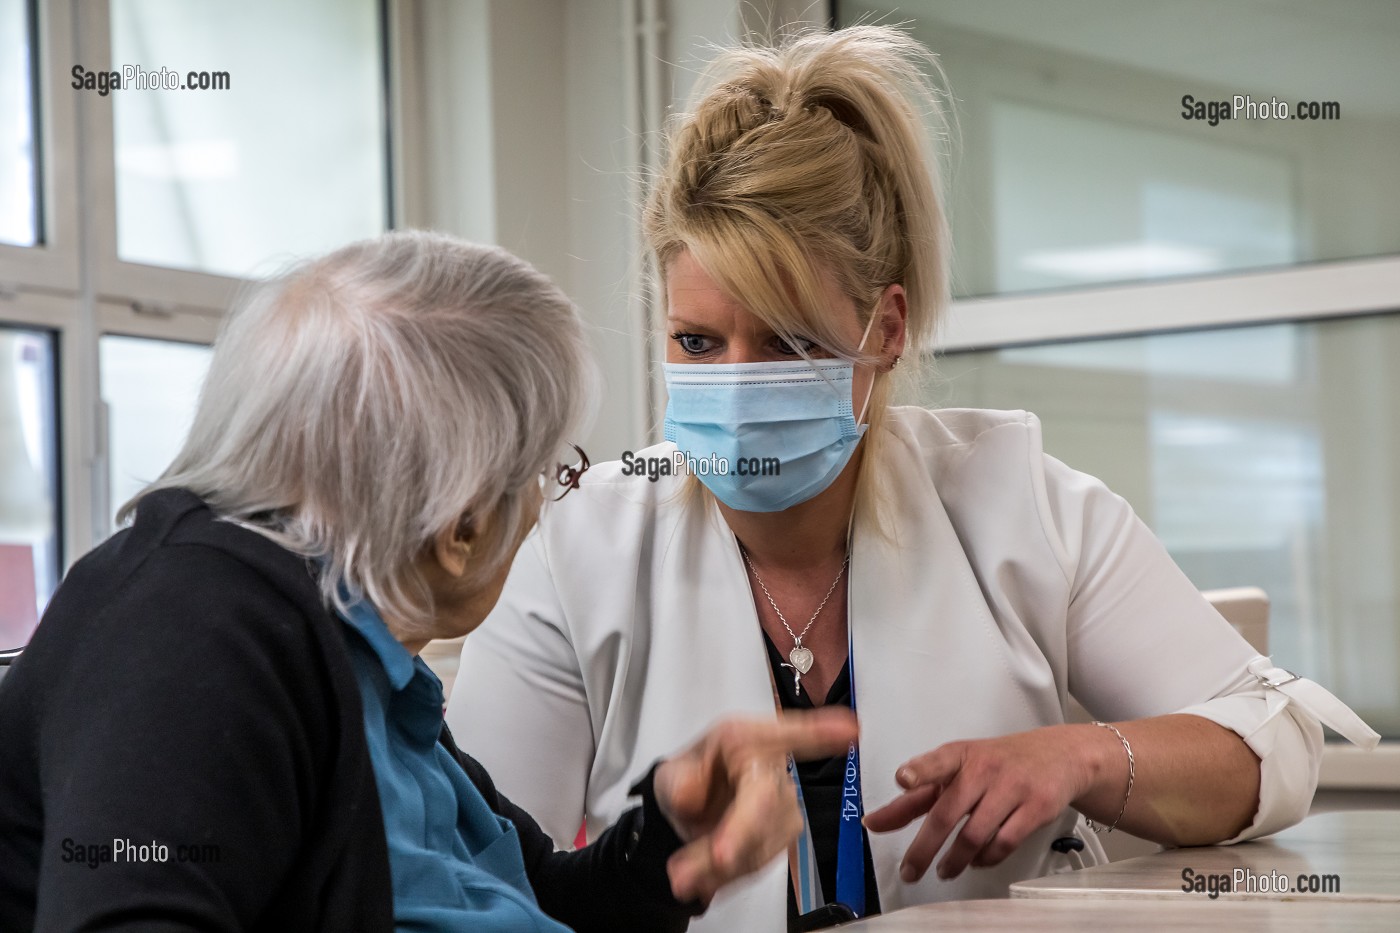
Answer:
[837,0,1400,296]
[917,311,1400,739]
[99,335,213,530]
[0,326,58,649]
[0,0,39,247]
[989,101,1296,292]
[110,0,387,278]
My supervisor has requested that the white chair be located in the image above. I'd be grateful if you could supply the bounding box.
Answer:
[1201,586,1269,655]
[420,635,467,703]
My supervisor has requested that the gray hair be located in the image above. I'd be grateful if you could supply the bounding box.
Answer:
[120,231,595,635]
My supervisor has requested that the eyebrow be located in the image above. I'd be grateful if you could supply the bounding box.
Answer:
[666,318,726,333]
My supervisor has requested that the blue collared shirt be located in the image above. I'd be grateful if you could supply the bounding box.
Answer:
[337,596,571,933]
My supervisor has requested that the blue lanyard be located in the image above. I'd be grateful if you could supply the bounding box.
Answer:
[768,530,866,918]
[834,620,865,916]
[787,618,866,918]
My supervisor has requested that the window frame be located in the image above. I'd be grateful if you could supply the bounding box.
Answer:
[0,310,63,647]
[77,0,397,315]
[939,256,1400,352]
[0,0,78,291]
[820,3,1400,353]
[0,292,85,568]
[1,0,403,571]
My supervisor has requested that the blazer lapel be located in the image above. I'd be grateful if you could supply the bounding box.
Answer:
[850,434,1051,908]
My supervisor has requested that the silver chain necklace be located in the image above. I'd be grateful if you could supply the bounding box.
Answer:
[740,546,850,697]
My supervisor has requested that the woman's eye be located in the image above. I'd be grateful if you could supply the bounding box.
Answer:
[671,332,713,355]
[774,335,817,356]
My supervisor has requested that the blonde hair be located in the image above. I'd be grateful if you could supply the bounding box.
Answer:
[644,25,951,517]
[120,231,595,636]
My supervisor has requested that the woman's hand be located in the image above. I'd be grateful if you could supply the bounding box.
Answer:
[862,725,1097,883]
[654,708,859,903]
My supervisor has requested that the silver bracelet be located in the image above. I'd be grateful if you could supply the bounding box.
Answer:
[1084,721,1134,834]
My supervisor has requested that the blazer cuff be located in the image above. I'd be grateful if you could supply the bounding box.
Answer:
[1173,667,1328,842]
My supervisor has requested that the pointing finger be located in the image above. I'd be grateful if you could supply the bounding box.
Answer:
[742,707,859,764]
[862,782,940,833]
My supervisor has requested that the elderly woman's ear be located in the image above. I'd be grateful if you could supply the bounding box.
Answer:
[431,515,477,580]
[418,487,544,644]
[432,483,545,582]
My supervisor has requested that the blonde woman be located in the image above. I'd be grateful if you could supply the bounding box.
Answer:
[0,232,859,932]
[448,26,1379,932]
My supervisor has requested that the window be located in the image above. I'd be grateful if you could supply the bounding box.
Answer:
[99,335,213,530]
[0,326,58,648]
[923,310,1400,739]
[988,100,1296,293]
[109,0,388,278]
[837,0,1400,297]
[837,2,1400,758]
[0,0,39,247]
[0,0,394,629]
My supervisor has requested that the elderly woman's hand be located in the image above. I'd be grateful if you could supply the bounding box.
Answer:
[862,725,1096,883]
[654,708,859,903]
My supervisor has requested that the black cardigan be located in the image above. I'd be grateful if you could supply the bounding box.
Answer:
[0,489,698,932]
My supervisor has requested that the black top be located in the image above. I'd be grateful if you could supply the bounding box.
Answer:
[763,634,882,929]
[0,488,698,932]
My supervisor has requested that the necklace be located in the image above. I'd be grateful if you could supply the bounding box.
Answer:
[740,546,850,697]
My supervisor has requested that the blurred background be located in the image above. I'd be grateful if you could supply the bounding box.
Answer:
[1,1,1397,783]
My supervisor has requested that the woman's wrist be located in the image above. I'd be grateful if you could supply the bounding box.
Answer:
[1067,721,1131,814]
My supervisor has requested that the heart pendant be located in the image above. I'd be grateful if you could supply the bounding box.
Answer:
[789,646,814,674]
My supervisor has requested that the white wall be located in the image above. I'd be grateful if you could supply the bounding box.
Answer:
[414,0,497,244]
[562,0,654,454]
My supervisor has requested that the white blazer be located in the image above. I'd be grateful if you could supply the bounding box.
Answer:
[449,407,1372,932]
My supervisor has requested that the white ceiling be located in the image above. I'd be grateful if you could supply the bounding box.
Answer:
[851,0,1400,118]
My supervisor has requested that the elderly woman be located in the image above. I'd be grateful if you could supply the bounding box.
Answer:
[447,26,1379,932]
[0,232,857,932]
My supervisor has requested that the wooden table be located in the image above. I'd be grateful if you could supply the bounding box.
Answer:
[840,898,1400,931]
[1009,810,1400,902]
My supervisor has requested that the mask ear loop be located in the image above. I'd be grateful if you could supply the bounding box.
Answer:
[847,307,886,559]
[854,308,882,426]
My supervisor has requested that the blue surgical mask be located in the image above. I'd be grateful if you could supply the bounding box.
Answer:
[662,356,873,513]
